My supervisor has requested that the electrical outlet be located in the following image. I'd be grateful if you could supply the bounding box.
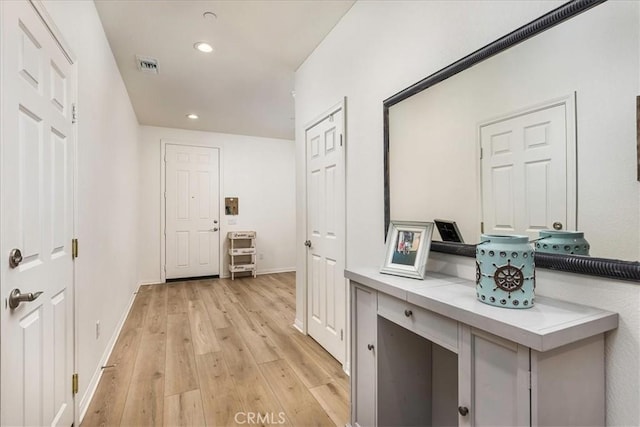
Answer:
[96,320,100,339]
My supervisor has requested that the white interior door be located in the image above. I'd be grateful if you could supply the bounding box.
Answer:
[306,105,345,364]
[481,101,576,239]
[1,1,76,425]
[165,144,220,279]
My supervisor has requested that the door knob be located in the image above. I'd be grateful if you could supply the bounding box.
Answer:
[209,227,219,232]
[367,344,374,351]
[9,248,23,268]
[213,220,218,224]
[304,240,312,248]
[553,222,563,230]
[8,288,43,309]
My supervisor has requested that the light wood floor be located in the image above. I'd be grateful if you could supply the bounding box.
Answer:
[81,272,349,427]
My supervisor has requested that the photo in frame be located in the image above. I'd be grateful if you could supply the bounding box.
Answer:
[381,220,434,279]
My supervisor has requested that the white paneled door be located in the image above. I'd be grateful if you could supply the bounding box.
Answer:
[165,144,220,279]
[1,1,76,426]
[306,104,345,364]
[480,99,576,239]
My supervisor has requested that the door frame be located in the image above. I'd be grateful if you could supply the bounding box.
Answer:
[160,139,223,282]
[301,98,348,370]
[0,0,79,424]
[476,93,578,234]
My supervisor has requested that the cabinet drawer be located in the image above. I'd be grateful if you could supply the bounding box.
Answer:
[378,292,458,353]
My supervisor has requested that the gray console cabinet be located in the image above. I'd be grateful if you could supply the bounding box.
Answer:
[348,268,617,427]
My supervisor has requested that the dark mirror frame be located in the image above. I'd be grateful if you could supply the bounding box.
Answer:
[383,0,640,282]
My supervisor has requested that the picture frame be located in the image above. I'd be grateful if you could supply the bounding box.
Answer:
[434,219,464,243]
[381,220,434,279]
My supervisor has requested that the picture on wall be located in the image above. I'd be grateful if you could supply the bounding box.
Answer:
[381,221,434,279]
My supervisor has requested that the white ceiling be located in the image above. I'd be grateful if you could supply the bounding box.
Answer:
[94,0,355,140]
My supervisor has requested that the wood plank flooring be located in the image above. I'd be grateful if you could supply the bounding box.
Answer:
[81,272,349,427]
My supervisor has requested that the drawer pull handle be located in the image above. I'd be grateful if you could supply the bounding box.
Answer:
[404,309,413,317]
[458,406,469,416]
[367,344,374,351]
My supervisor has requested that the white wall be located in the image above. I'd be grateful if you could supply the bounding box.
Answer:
[42,0,140,419]
[138,125,295,283]
[295,1,640,425]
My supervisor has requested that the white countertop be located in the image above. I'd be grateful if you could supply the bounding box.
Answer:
[345,267,618,352]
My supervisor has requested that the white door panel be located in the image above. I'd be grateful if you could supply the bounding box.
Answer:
[306,107,345,364]
[1,1,76,425]
[481,101,575,239]
[165,144,220,279]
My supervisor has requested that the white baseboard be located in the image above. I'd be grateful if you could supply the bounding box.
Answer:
[78,285,139,423]
[257,267,295,275]
[220,267,295,279]
[137,279,162,286]
[293,318,305,334]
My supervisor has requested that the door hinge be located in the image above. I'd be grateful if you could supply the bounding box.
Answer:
[72,238,79,259]
[72,104,77,124]
[340,329,344,341]
[340,134,343,147]
[480,147,483,159]
[72,373,78,395]
[480,222,484,233]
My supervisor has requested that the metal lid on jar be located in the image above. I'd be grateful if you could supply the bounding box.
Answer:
[480,234,529,244]
[539,230,584,239]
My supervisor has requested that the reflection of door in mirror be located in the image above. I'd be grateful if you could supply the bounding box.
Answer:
[480,98,576,240]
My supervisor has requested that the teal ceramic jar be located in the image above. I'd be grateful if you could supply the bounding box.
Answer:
[535,230,589,256]
[475,234,535,309]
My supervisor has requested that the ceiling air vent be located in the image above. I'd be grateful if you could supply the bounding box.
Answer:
[136,55,159,74]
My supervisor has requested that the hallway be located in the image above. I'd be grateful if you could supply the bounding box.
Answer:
[81,273,348,426]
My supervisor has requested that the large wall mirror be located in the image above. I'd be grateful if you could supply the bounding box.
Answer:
[384,0,640,281]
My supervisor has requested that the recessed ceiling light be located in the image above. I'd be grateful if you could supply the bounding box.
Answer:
[194,42,214,53]
[186,113,199,120]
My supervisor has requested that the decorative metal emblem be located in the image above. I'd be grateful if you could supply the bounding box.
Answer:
[493,260,525,293]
